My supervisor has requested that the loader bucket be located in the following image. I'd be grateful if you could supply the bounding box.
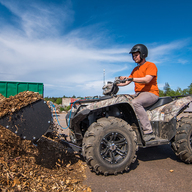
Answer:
[0,99,52,140]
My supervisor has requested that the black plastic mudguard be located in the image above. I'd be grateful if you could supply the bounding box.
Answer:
[0,99,52,140]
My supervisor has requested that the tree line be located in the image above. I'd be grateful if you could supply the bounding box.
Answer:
[159,83,192,97]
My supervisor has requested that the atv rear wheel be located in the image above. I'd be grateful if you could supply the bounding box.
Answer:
[82,117,138,175]
[171,114,192,163]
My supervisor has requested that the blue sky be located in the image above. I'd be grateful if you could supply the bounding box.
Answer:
[0,0,192,97]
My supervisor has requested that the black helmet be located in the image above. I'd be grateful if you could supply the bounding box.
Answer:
[129,44,148,59]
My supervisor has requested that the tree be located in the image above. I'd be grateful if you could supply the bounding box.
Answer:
[56,98,62,105]
[163,82,172,96]
[159,82,192,97]
[159,89,164,97]
[188,83,192,94]
[175,87,183,96]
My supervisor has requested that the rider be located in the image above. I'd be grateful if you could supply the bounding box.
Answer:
[118,44,159,141]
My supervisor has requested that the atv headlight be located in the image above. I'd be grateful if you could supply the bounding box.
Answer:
[102,82,113,95]
[102,81,119,96]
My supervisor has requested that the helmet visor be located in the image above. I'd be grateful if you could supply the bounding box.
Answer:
[129,47,140,54]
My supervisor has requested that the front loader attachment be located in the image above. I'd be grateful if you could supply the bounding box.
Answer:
[0,91,52,140]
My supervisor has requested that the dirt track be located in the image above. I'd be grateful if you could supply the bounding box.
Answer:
[58,113,192,192]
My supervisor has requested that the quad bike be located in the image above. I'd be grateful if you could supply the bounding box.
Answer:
[66,78,192,175]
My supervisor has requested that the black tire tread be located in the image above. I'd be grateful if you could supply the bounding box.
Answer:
[82,116,138,175]
[172,114,192,163]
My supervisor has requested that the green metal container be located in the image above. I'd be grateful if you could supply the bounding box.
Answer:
[0,81,44,98]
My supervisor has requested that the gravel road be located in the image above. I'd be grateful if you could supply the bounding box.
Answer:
[57,113,192,192]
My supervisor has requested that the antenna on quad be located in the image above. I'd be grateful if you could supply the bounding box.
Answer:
[103,69,105,85]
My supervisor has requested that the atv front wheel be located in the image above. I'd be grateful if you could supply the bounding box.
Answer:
[82,117,138,175]
[171,114,192,163]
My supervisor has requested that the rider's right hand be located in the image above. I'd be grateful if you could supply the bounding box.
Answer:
[119,76,127,80]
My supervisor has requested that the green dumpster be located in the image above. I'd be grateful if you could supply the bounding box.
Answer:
[0,81,44,98]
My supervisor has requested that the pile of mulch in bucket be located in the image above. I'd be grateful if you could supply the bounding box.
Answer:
[0,93,5,101]
[0,92,91,191]
[0,92,42,118]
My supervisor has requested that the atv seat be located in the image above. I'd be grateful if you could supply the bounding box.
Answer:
[145,96,173,111]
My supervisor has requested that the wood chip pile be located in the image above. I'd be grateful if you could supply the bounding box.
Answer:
[0,92,42,118]
[0,92,91,192]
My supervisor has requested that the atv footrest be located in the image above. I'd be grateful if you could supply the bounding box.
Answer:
[144,137,169,147]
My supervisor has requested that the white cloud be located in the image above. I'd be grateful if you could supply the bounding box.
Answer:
[148,40,189,64]
[0,0,73,37]
[177,59,188,65]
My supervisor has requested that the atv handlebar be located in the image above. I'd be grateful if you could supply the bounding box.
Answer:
[114,77,133,84]
[103,77,133,96]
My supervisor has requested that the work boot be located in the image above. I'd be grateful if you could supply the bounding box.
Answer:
[143,133,155,141]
